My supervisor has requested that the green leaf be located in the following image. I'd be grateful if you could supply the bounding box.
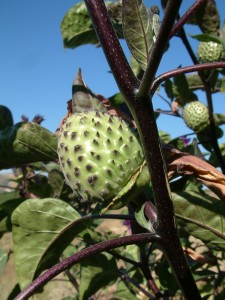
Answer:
[187,0,220,35]
[0,122,58,170]
[0,247,8,275]
[108,92,125,107]
[100,162,150,213]
[72,69,107,113]
[172,191,225,251]
[173,72,191,105]
[61,2,122,49]
[122,0,154,70]
[79,253,118,300]
[192,34,225,58]
[209,143,225,167]
[113,279,138,300]
[12,198,87,289]
[214,113,225,126]
[0,191,24,234]
[163,78,174,101]
[221,75,225,93]
[0,105,13,130]
[135,202,156,232]
[61,2,99,48]
[158,130,172,144]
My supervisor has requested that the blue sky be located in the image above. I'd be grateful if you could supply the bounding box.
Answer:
[0,1,225,150]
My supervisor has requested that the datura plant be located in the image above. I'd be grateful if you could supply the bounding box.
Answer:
[1,1,225,300]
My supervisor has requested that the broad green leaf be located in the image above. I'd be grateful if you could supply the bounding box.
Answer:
[0,122,58,170]
[72,69,107,113]
[0,247,8,274]
[196,126,223,152]
[214,113,225,126]
[61,2,99,48]
[122,0,154,70]
[173,72,191,105]
[61,2,122,49]
[12,198,88,289]
[185,73,222,93]
[172,191,225,251]
[130,54,144,79]
[79,253,118,300]
[159,130,172,144]
[187,0,220,35]
[163,78,174,101]
[47,168,68,199]
[0,105,13,130]
[113,279,138,300]
[0,191,24,234]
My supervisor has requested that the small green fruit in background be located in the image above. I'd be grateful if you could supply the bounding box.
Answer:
[183,101,209,132]
[57,111,145,205]
[197,41,224,63]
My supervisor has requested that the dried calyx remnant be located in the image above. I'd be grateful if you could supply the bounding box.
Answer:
[57,110,145,204]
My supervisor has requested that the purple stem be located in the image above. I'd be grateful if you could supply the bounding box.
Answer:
[151,62,225,95]
[169,0,205,39]
[15,233,159,300]
[84,1,202,299]
[138,0,183,97]
[85,0,139,102]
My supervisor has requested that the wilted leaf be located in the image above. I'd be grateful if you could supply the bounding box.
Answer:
[0,122,58,170]
[72,69,107,113]
[164,145,225,200]
[12,198,88,289]
[79,253,118,300]
[173,191,225,251]
[122,0,154,70]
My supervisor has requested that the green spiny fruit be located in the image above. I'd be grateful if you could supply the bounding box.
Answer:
[57,111,145,205]
[183,101,209,132]
[197,41,224,63]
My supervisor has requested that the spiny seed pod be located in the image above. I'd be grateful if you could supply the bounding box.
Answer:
[197,41,224,63]
[183,101,209,132]
[57,111,145,204]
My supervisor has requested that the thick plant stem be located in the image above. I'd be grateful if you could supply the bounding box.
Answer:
[84,1,201,298]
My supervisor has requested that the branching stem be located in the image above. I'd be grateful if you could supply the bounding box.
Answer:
[15,233,159,300]
[84,1,202,299]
